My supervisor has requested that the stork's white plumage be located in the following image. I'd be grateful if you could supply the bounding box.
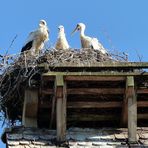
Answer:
[55,25,69,50]
[72,23,107,54]
[21,20,49,55]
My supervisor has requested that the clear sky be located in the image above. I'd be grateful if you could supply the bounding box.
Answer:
[0,0,148,147]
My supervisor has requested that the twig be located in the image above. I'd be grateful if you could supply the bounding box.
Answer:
[5,34,18,56]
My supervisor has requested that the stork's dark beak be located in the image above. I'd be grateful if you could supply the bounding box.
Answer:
[71,26,78,35]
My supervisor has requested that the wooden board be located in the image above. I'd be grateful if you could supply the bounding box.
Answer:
[39,62,148,68]
[67,88,124,95]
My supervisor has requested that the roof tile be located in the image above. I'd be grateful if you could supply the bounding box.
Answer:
[39,135,55,140]
[7,133,23,140]
[32,140,49,145]
[19,140,30,145]
[7,140,20,146]
[23,134,39,140]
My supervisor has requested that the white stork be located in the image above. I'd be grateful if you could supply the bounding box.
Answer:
[72,23,107,54]
[21,20,49,55]
[55,25,70,50]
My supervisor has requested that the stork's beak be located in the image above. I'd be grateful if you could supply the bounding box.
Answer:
[71,26,78,35]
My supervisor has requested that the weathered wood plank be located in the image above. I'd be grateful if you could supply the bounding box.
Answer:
[137,101,148,107]
[138,114,148,119]
[50,82,56,129]
[65,76,126,81]
[137,88,148,94]
[56,75,66,142]
[62,81,67,141]
[41,88,148,95]
[121,77,129,127]
[67,88,124,95]
[39,100,148,109]
[56,87,63,141]
[41,89,54,95]
[68,114,118,121]
[127,76,137,143]
[38,62,148,68]
[22,89,38,127]
[42,71,148,76]
[67,101,122,108]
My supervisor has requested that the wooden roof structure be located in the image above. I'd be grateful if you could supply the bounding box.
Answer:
[2,61,148,147]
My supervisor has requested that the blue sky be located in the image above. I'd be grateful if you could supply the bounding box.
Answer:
[0,0,148,147]
[0,0,148,61]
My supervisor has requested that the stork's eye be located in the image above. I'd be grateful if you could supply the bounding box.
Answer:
[42,21,45,25]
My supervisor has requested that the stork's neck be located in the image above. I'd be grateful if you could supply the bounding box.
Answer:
[80,28,85,37]
[58,31,65,38]
[39,25,47,30]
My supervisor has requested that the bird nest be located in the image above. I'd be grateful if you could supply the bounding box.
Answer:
[0,48,128,125]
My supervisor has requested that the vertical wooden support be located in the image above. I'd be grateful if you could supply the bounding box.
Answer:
[127,76,137,143]
[50,79,56,129]
[22,89,38,127]
[121,79,128,127]
[56,75,66,142]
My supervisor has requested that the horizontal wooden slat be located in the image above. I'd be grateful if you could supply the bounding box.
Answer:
[39,101,148,109]
[137,88,148,94]
[65,76,126,81]
[138,101,148,107]
[67,101,122,108]
[68,114,118,121]
[41,89,54,95]
[42,71,148,76]
[67,88,124,95]
[39,62,148,68]
[138,114,148,119]
[40,88,148,95]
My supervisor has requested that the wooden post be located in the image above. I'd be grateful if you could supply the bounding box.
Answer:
[50,79,56,129]
[22,89,38,127]
[127,76,137,143]
[55,75,66,142]
[121,79,128,127]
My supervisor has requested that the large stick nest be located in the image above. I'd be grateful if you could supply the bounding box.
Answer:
[0,48,128,125]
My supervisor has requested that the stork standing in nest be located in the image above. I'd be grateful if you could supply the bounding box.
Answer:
[55,25,70,50]
[72,23,107,54]
[21,20,49,55]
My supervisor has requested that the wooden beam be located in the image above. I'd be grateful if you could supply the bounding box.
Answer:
[38,62,148,68]
[68,114,118,121]
[56,75,66,142]
[137,88,148,94]
[22,89,38,127]
[67,88,124,95]
[127,76,137,143]
[41,89,54,95]
[67,101,122,108]
[121,77,129,127]
[138,114,148,119]
[38,100,148,109]
[65,76,126,81]
[137,101,148,107]
[42,71,148,76]
[50,83,56,129]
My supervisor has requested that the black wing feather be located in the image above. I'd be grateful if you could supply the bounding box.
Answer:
[21,41,33,52]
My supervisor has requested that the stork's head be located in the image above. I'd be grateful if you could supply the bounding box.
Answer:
[39,20,47,27]
[71,23,86,35]
[58,25,65,33]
